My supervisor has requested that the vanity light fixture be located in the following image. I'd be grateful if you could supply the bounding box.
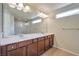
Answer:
[24,22,29,26]
[8,3,31,12]
[20,23,23,27]
[23,5,31,12]
[56,8,79,19]
[17,3,24,11]
[9,3,16,8]
[37,12,48,18]
[32,19,42,24]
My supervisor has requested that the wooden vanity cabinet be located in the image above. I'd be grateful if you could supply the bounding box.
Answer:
[7,47,26,56]
[27,39,38,56]
[7,40,32,56]
[1,46,7,56]
[27,42,38,56]
[6,43,18,56]
[7,43,17,51]
[48,35,53,47]
[0,46,1,55]
[51,34,54,45]
[45,36,50,50]
[18,40,32,48]
[0,34,54,56]
[37,37,45,55]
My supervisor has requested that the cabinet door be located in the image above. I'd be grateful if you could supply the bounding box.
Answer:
[49,36,53,47]
[49,35,54,47]
[27,42,37,56]
[45,37,49,50]
[38,40,44,55]
[51,35,54,45]
[0,46,1,56]
[49,39,53,47]
[7,47,26,56]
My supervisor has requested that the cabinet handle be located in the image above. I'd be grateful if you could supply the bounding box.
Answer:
[11,46,14,48]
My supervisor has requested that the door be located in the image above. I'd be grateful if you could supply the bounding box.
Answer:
[7,47,26,56]
[27,42,37,56]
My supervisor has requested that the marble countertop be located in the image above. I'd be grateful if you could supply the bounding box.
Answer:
[0,33,52,46]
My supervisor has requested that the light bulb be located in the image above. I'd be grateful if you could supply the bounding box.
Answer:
[17,3,24,10]
[38,12,48,18]
[32,19,42,24]
[23,5,31,12]
[24,22,29,26]
[9,3,16,8]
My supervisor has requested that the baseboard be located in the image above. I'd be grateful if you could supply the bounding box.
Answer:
[54,46,79,56]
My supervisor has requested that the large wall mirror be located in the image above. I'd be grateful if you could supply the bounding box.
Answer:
[0,3,47,38]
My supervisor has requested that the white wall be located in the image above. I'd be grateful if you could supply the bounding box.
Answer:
[43,4,79,54]
[44,16,79,54]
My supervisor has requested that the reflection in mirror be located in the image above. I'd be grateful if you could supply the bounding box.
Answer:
[0,3,47,38]
[0,4,3,38]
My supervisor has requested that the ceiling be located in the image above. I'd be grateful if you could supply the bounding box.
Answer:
[29,3,71,14]
[4,3,71,21]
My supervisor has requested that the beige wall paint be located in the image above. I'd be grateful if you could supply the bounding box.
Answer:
[38,4,79,54]
[45,16,79,54]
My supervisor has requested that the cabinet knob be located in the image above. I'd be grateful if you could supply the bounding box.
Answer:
[12,46,14,48]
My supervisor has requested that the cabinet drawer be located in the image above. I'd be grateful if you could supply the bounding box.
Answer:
[7,44,17,51]
[18,40,32,47]
[33,39,37,42]
[38,37,45,41]
[7,47,26,56]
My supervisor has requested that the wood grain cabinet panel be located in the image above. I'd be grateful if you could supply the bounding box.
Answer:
[0,46,1,56]
[51,35,54,45]
[45,37,50,50]
[27,42,37,56]
[49,41,53,47]
[32,38,37,42]
[7,43,17,51]
[47,35,53,47]
[38,39,44,55]
[1,46,7,56]
[7,47,26,56]
[49,36,53,47]
[18,40,32,48]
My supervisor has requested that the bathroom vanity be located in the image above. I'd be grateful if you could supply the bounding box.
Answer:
[0,34,54,56]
